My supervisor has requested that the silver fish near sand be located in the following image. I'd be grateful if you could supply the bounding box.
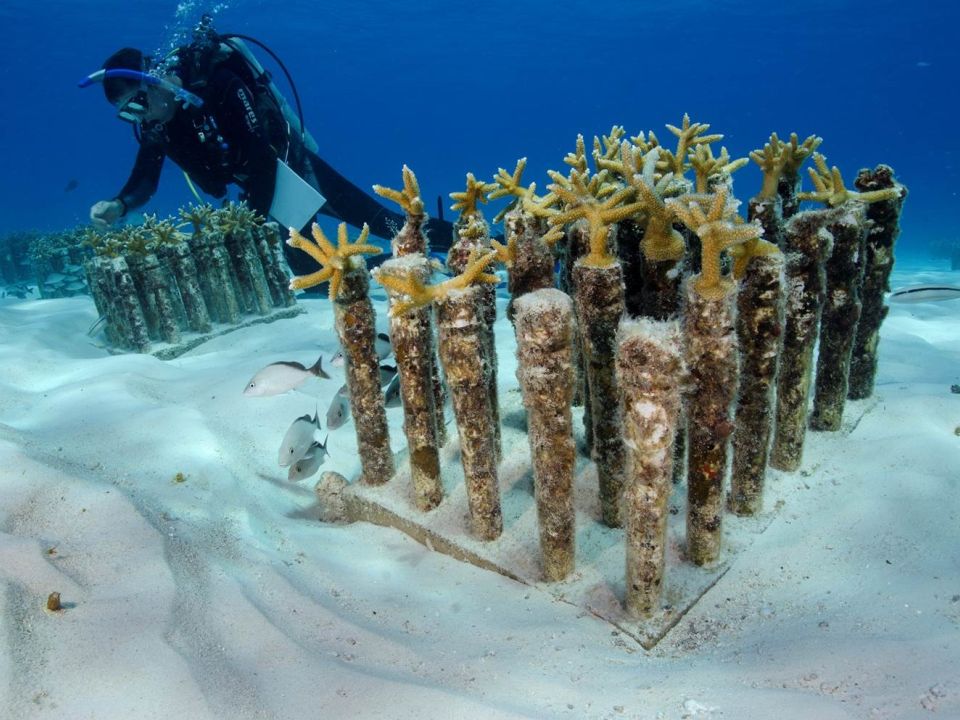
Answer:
[243,356,331,397]
[326,392,351,429]
[278,411,321,467]
[889,285,960,303]
[287,436,330,482]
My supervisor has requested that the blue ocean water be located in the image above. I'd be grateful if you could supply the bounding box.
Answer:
[0,0,956,262]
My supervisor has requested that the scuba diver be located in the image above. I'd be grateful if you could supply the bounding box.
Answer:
[81,16,454,276]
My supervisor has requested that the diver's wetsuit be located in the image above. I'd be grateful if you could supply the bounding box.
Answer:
[113,62,453,275]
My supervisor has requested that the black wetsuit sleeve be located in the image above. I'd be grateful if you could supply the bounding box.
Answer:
[208,67,278,215]
[115,139,165,212]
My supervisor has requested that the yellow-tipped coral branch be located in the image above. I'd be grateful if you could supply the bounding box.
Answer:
[668,188,763,298]
[287,222,382,300]
[798,153,901,207]
[375,249,499,317]
[373,164,425,217]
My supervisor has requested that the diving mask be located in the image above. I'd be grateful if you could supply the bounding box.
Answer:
[116,89,150,123]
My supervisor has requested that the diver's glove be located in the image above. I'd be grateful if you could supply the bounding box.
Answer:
[90,199,125,229]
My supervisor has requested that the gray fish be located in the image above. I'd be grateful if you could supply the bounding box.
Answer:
[889,285,960,303]
[326,392,351,429]
[379,362,398,385]
[375,332,392,360]
[243,356,331,397]
[64,178,79,193]
[44,273,68,284]
[383,371,402,408]
[287,436,330,482]
[64,263,84,274]
[278,411,321,467]
[330,348,346,368]
[65,281,86,292]
[337,382,350,398]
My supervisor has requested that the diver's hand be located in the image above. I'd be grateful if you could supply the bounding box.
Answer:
[90,199,124,229]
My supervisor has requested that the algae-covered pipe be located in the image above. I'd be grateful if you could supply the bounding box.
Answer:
[683,278,738,566]
[437,286,502,541]
[617,318,685,615]
[573,255,626,528]
[810,206,866,431]
[335,259,395,486]
[380,256,443,511]
[161,242,212,333]
[848,165,907,400]
[770,210,833,471]
[504,208,554,321]
[729,251,784,516]
[514,288,576,581]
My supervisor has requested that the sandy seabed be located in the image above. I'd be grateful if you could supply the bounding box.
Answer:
[0,262,957,720]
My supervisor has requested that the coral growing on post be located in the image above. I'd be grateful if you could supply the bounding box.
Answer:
[373,164,429,257]
[287,222,382,300]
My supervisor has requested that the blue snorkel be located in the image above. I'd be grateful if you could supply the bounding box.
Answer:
[78,68,204,110]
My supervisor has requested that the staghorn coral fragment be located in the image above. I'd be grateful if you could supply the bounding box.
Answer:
[450,173,496,218]
[798,153,901,208]
[373,164,425,216]
[662,113,724,177]
[750,133,790,200]
[547,169,645,267]
[669,188,762,299]
[374,248,499,317]
[689,144,748,194]
[287,222,382,300]
[374,165,430,257]
[778,133,823,218]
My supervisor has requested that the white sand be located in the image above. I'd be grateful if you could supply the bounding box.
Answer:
[0,263,957,720]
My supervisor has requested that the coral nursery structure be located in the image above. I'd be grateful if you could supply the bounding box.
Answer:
[82,203,296,356]
[311,121,906,646]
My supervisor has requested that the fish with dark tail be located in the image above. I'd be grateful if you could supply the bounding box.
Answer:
[243,356,331,397]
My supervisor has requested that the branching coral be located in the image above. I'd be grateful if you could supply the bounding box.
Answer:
[373,164,425,217]
[287,222,382,300]
[689,144,748,193]
[660,113,724,177]
[178,202,215,234]
[668,188,763,299]
[450,173,496,218]
[782,133,823,176]
[545,169,644,267]
[374,249,499,317]
[213,202,264,236]
[750,133,791,200]
[798,153,901,207]
[729,235,781,279]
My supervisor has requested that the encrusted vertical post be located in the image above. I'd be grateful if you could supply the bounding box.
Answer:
[160,242,212,333]
[335,259,395,486]
[504,209,554,320]
[514,289,576,581]
[437,286,502,541]
[110,256,151,352]
[379,256,443,511]
[848,166,907,399]
[683,279,738,566]
[255,223,297,308]
[573,253,626,528]
[617,318,685,616]
[207,230,243,324]
[770,211,833,471]
[447,218,500,461]
[729,252,785,515]
[141,252,183,344]
[810,205,866,431]
[225,229,274,316]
